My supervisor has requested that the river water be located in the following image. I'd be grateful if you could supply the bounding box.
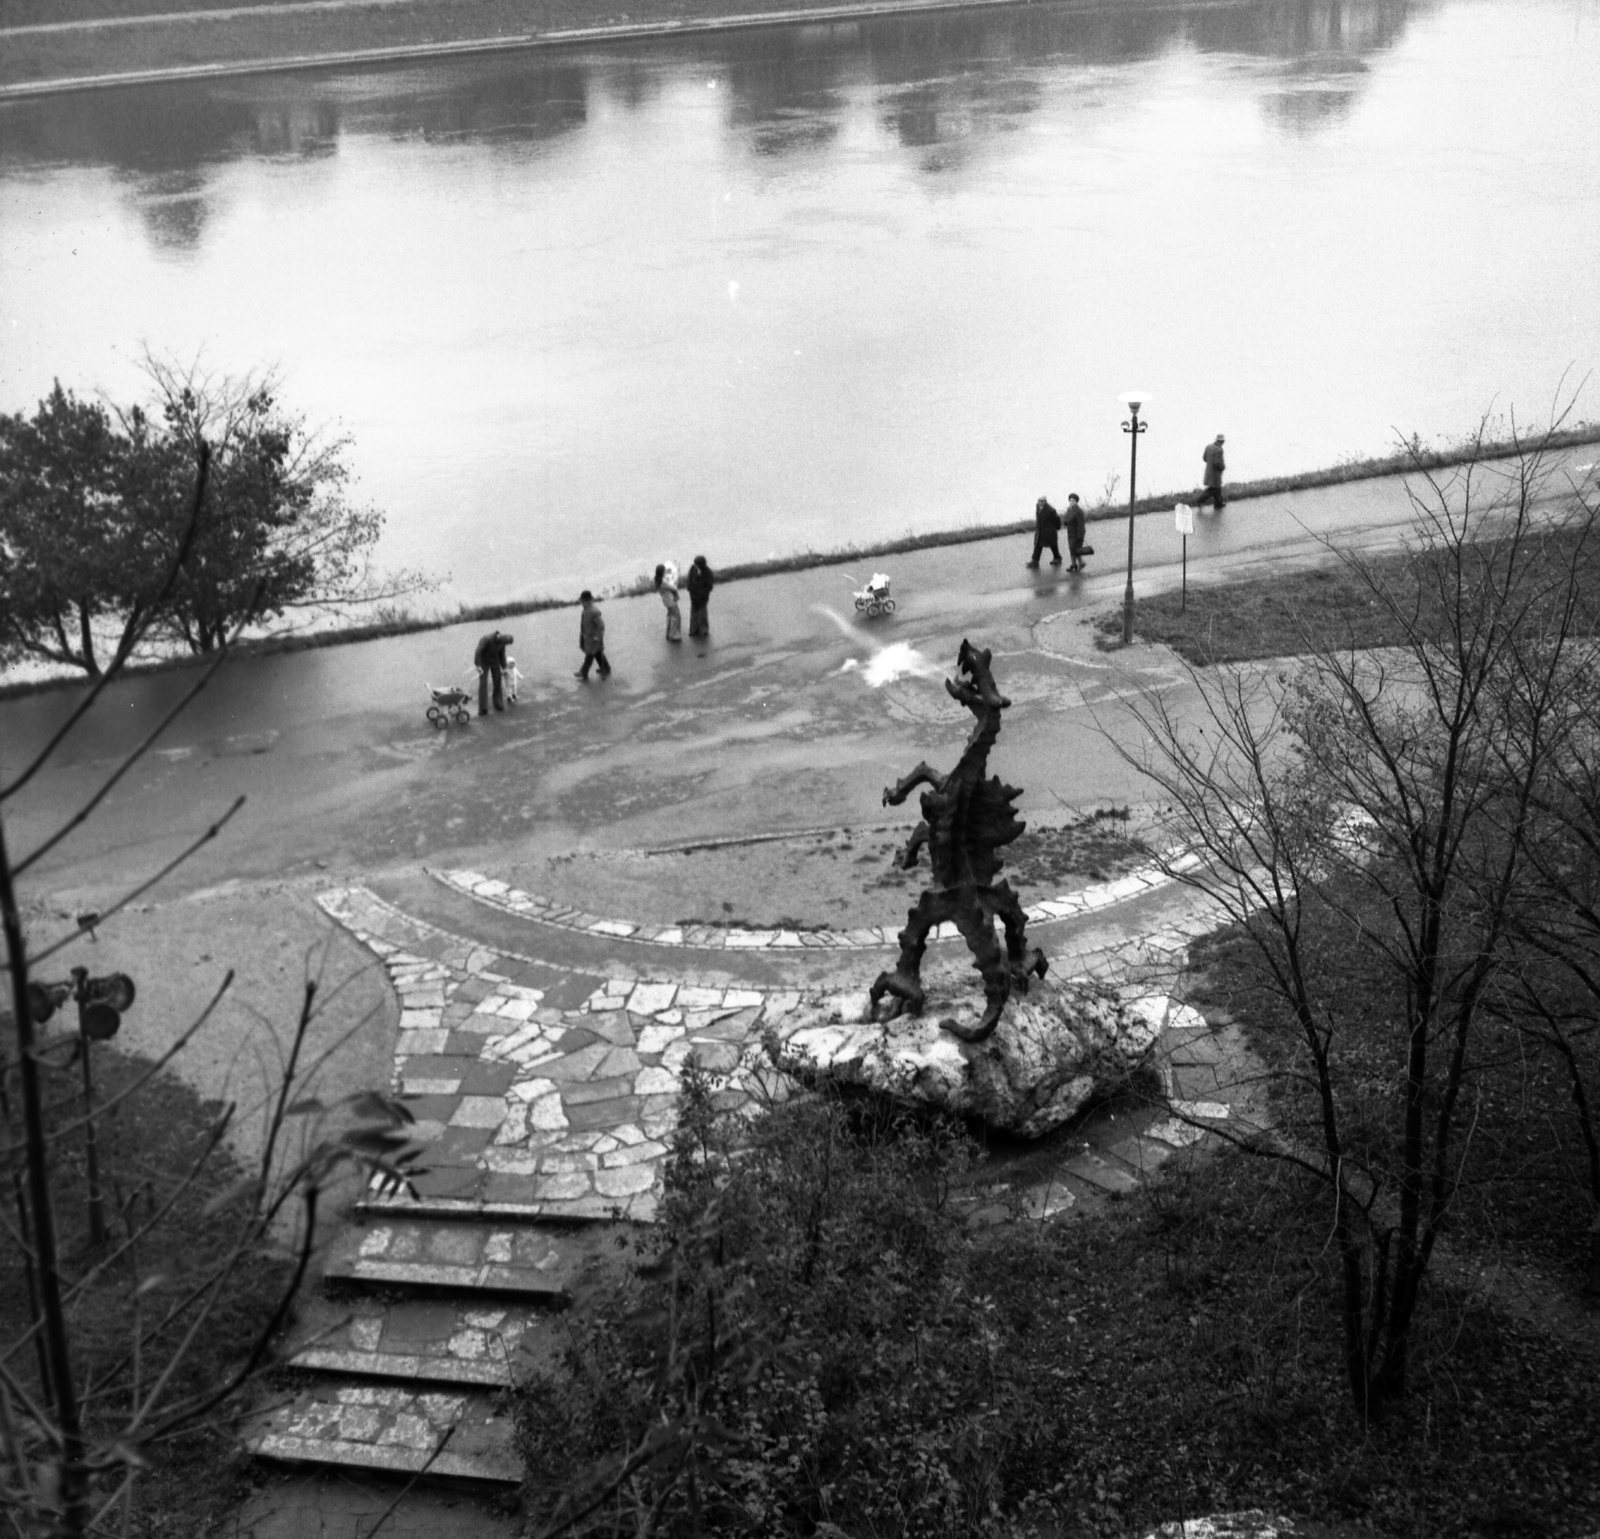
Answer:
[1,0,1598,607]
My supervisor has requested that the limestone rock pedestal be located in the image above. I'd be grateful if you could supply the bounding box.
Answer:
[765,978,1164,1137]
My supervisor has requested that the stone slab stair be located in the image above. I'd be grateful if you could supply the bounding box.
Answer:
[246,1211,616,1485]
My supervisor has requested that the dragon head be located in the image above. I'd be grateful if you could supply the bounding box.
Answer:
[946,638,1010,713]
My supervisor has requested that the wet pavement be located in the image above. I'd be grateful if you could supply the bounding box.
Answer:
[7,452,1589,914]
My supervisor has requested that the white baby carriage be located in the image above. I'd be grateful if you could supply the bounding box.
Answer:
[852,572,896,618]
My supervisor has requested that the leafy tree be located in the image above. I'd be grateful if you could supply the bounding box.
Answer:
[0,383,169,678]
[132,355,422,655]
[1,359,428,677]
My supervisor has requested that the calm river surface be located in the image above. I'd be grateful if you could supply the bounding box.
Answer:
[2,0,1598,605]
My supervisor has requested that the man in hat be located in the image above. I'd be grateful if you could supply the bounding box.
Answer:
[1027,496,1062,569]
[473,629,512,715]
[575,591,610,681]
[1199,434,1227,511]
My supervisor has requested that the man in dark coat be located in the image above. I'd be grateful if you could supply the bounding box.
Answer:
[1063,494,1087,572]
[1028,496,1062,569]
[474,629,511,715]
[575,592,610,680]
[686,555,715,639]
[1199,434,1226,511]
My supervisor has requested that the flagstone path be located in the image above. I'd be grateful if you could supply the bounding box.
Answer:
[247,869,1260,1486]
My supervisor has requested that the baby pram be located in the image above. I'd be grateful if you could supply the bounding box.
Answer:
[852,572,896,617]
[426,683,473,728]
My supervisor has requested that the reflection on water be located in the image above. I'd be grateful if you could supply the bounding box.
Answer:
[2,0,1596,607]
[0,0,1413,216]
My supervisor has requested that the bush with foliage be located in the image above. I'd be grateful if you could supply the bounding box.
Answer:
[518,1065,1065,1539]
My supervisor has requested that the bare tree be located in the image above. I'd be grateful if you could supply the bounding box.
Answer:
[1112,413,1598,1416]
[0,453,419,1535]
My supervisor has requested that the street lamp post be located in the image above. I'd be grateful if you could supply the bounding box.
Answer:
[1117,391,1152,644]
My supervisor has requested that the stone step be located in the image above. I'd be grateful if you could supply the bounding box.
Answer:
[288,1294,560,1388]
[355,1192,624,1224]
[247,1381,521,1484]
[1060,1150,1141,1196]
[324,1217,597,1300]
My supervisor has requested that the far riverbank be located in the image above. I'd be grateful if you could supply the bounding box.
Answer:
[2,0,1240,95]
[4,427,1595,701]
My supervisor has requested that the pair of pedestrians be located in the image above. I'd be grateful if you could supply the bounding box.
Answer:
[1028,494,1088,571]
[650,555,715,645]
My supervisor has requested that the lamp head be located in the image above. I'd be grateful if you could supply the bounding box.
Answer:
[1117,389,1153,416]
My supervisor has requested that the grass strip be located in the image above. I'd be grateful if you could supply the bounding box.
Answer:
[1099,515,1600,666]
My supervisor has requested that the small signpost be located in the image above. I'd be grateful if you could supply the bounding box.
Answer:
[1174,503,1195,611]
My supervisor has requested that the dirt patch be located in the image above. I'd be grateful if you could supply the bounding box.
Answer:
[504,807,1151,931]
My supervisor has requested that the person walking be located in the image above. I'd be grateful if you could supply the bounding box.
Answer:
[686,555,715,639]
[1063,494,1087,572]
[473,629,511,715]
[575,591,610,680]
[654,562,683,643]
[1199,434,1226,511]
[1027,496,1062,568]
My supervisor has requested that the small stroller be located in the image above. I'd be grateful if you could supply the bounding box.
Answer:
[426,683,473,728]
[852,572,896,618]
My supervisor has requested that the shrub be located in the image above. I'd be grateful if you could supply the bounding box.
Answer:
[519,1066,1057,1538]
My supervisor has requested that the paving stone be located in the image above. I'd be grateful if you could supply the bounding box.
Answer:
[432,1126,496,1161]
[634,1066,680,1096]
[688,1040,742,1073]
[584,1012,638,1047]
[458,1061,518,1096]
[595,1046,642,1077]
[626,982,678,1015]
[561,1074,637,1106]
[395,1028,449,1056]
[636,1022,684,1054]
[563,1096,645,1131]
[542,1044,611,1081]
[594,1165,656,1197]
[451,1097,510,1129]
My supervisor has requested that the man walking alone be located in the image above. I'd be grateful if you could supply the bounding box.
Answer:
[1199,434,1226,511]
[575,591,610,681]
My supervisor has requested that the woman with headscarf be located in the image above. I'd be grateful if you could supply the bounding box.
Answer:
[654,561,683,643]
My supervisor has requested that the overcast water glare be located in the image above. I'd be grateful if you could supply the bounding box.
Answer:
[1,0,1598,608]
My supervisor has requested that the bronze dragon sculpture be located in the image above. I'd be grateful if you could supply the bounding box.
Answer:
[868,639,1047,1042]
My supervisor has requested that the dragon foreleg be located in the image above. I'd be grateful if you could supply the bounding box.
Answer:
[881,763,947,809]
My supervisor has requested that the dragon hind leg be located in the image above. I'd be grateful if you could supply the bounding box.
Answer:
[940,895,1009,1043]
[868,889,948,1022]
[987,880,1049,995]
